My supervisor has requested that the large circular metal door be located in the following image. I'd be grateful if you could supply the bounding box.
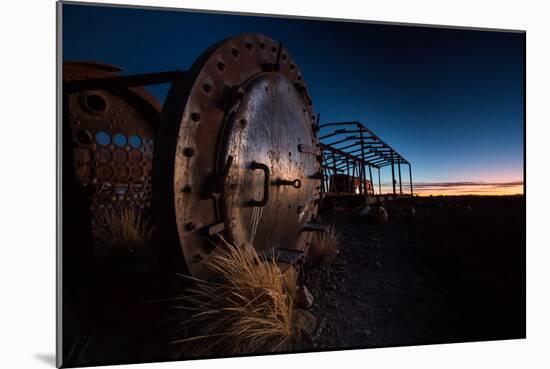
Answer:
[222,73,318,254]
[155,34,321,278]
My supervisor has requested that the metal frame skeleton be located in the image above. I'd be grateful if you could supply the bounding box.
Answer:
[319,121,413,205]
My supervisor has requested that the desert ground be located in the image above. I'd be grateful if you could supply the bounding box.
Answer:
[296,195,525,350]
[62,195,525,367]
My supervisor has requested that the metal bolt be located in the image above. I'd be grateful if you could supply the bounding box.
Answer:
[185,222,196,231]
[233,86,245,100]
[217,62,226,71]
[203,83,212,93]
[232,48,240,57]
[191,112,201,122]
[183,147,195,157]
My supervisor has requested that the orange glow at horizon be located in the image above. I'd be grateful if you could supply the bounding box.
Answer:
[413,184,524,196]
[377,181,524,197]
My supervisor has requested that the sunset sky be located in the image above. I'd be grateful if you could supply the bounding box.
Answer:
[63,4,525,196]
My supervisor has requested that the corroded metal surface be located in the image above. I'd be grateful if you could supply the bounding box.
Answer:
[222,73,318,254]
[155,34,321,278]
[63,62,161,211]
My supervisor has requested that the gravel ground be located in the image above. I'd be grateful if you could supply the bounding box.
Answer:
[63,196,525,366]
[294,196,525,351]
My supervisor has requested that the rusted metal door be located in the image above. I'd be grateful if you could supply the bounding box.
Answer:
[155,34,321,278]
[222,72,318,254]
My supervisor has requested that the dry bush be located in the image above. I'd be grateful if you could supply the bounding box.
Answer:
[305,225,339,268]
[91,206,154,253]
[172,239,296,356]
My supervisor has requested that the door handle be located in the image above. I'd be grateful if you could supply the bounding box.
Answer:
[248,162,270,207]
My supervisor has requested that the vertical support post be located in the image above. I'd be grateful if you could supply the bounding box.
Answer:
[321,154,326,194]
[378,167,382,195]
[359,161,362,195]
[331,151,338,193]
[346,157,350,193]
[368,165,373,196]
[398,159,403,196]
[391,152,396,195]
[408,163,413,196]
[359,125,367,201]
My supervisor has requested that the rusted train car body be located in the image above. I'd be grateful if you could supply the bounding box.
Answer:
[62,34,412,278]
[63,34,326,278]
[154,34,322,278]
[63,62,160,213]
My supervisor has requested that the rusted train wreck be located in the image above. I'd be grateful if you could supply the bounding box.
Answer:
[319,121,413,211]
[61,34,413,280]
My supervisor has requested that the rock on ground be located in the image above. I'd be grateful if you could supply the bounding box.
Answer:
[295,285,314,309]
[293,309,317,339]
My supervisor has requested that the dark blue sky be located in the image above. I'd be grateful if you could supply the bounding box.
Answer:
[63,3,524,188]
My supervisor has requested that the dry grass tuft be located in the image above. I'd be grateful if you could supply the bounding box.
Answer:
[281,266,298,301]
[172,239,296,356]
[91,206,154,253]
[305,224,340,268]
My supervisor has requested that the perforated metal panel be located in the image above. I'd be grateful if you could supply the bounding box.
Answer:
[63,62,161,212]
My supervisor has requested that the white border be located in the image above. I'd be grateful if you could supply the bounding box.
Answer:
[2,0,549,368]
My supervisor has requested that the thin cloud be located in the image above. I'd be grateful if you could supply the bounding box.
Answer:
[399,181,525,196]
[412,181,523,189]
[375,181,524,195]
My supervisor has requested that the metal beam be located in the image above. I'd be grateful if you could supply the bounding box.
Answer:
[368,165,373,195]
[398,161,402,195]
[378,167,382,195]
[64,70,186,92]
[408,163,414,196]
[391,151,396,195]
